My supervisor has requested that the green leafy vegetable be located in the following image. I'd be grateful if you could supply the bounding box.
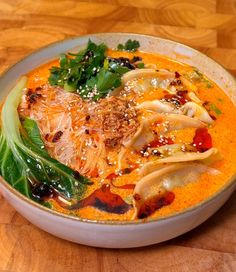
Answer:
[85,68,121,100]
[209,103,222,115]
[48,39,132,100]
[137,63,145,68]
[49,40,107,92]
[117,39,140,52]
[0,77,90,201]
[23,118,45,149]
[108,62,130,75]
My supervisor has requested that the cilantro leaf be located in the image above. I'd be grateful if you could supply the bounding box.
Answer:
[209,103,222,115]
[117,39,140,52]
[84,68,121,100]
[48,40,132,100]
[109,62,130,75]
[48,39,107,93]
[137,62,145,68]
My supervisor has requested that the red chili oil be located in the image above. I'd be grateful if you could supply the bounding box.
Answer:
[139,137,174,157]
[164,90,189,106]
[106,166,137,190]
[175,71,181,78]
[89,167,99,178]
[110,180,135,190]
[31,183,54,200]
[106,167,133,180]
[106,172,119,181]
[193,127,212,152]
[67,184,131,214]
[136,191,175,219]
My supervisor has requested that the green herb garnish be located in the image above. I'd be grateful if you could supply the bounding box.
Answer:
[85,68,121,100]
[49,40,107,94]
[209,103,222,115]
[48,39,132,100]
[137,62,145,68]
[117,39,140,52]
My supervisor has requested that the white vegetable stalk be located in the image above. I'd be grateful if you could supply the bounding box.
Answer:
[2,77,28,146]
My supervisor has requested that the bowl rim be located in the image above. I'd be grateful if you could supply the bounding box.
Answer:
[0,32,236,226]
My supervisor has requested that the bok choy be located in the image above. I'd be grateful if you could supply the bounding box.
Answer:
[0,77,90,203]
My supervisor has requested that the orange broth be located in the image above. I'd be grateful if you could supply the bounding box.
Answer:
[26,49,236,221]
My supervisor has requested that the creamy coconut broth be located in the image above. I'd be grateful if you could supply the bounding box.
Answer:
[1,40,236,221]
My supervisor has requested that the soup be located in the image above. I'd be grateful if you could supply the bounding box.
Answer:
[1,39,236,221]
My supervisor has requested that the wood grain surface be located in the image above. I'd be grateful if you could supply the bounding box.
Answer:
[0,0,236,271]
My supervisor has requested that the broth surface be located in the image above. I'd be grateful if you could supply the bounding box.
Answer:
[22,49,236,221]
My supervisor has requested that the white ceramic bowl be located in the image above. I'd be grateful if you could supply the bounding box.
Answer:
[0,33,236,248]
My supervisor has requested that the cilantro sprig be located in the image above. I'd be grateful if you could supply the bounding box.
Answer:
[48,39,132,100]
[117,39,140,52]
[209,103,222,115]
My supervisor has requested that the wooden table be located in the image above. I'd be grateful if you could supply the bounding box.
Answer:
[0,1,236,271]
